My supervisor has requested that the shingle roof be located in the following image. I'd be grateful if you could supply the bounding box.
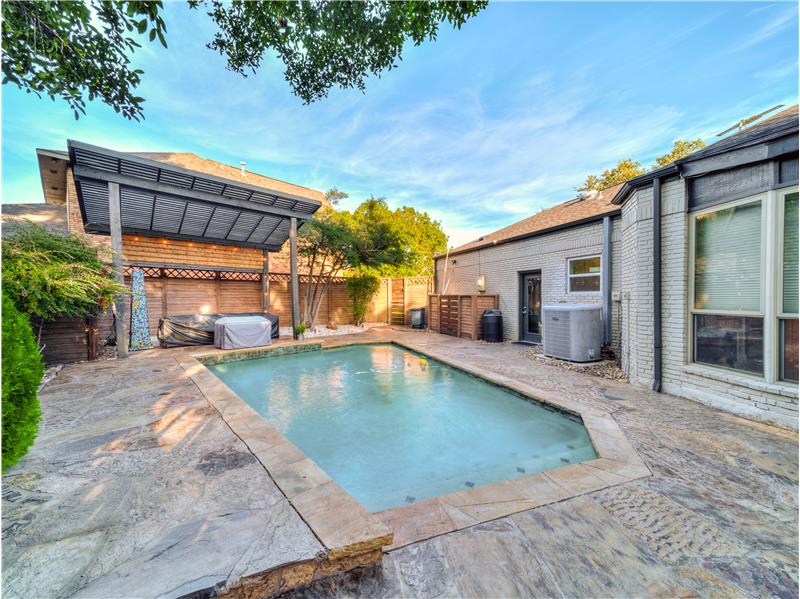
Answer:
[132,152,327,205]
[676,104,798,163]
[1,203,68,234]
[446,183,622,256]
[613,104,799,204]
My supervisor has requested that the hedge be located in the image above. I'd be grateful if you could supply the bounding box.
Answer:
[2,294,44,471]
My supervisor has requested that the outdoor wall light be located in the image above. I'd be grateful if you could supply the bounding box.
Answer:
[477,274,486,292]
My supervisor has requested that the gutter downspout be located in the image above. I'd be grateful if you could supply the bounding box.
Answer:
[601,216,612,346]
[652,177,662,392]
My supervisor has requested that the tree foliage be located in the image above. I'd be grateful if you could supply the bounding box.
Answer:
[1,0,167,121]
[353,198,447,277]
[654,138,706,167]
[2,1,486,119]
[2,223,126,322]
[346,274,381,326]
[324,187,349,206]
[195,0,488,103]
[578,159,645,192]
[579,139,709,191]
[298,205,406,327]
[2,293,45,472]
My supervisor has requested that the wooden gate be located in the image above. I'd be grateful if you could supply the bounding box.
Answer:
[390,278,405,325]
[439,295,460,336]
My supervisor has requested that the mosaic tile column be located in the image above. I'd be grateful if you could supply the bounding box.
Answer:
[129,268,153,351]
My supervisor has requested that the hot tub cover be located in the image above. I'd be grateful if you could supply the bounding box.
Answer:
[157,312,279,348]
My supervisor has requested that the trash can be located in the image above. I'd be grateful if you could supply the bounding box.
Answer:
[481,309,503,342]
[410,308,425,329]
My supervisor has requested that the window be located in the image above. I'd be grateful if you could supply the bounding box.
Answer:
[780,191,798,382]
[689,185,799,383]
[568,256,601,292]
[691,199,763,374]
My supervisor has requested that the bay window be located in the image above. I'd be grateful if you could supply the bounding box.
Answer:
[689,186,798,383]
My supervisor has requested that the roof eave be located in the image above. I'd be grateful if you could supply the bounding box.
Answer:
[437,209,622,259]
[67,140,323,211]
[611,165,678,205]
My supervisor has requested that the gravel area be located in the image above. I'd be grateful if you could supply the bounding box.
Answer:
[279,322,388,339]
[520,344,627,381]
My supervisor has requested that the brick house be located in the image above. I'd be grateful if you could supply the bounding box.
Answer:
[436,105,798,429]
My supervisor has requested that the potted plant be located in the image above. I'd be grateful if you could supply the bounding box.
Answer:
[293,323,308,340]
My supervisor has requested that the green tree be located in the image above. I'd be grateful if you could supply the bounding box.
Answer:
[197,1,488,103]
[1,0,167,121]
[654,139,706,167]
[2,293,45,471]
[353,198,447,277]
[2,1,486,119]
[346,274,381,326]
[299,205,406,328]
[324,188,349,206]
[2,223,126,328]
[578,159,646,192]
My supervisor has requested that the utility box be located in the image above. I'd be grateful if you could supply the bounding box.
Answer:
[542,304,602,362]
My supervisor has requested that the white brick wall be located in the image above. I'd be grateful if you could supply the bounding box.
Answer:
[657,179,798,430]
[435,218,622,352]
[619,187,654,387]
[440,177,798,430]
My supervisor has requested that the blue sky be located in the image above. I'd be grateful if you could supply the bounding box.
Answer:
[2,2,797,247]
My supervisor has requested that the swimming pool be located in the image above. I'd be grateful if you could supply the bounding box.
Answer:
[207,343,597,512]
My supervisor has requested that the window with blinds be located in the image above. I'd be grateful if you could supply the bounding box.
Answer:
[781,191,798,382]
[690,186,799,383]
[694,201,761,312]
[691,197,763,375]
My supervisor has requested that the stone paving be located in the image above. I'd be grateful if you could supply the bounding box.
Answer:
[2,327,798,598]
[1,351,324,598]
[289,329,799,599]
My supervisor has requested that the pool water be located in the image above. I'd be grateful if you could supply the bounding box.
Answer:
[207,344,597,512]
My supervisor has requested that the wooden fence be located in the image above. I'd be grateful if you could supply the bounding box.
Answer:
[427,294,499,341]
[37,271,432,364]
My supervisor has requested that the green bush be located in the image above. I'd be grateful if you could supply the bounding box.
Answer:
[346,274,381,326]
[2,294,45,471]
[2,222,125,320]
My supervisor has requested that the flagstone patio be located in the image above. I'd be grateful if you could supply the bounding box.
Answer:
[2,328,797,598]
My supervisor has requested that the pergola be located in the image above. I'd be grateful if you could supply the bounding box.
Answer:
[67,140,322,357]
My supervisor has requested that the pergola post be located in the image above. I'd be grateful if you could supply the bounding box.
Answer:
[108,182,128,358]
[289,217,300,339]
[261,249,270,312]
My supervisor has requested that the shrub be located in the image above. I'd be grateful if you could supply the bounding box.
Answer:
[346,274,381,326]
[2,222,125,321]
[2,294,45,471]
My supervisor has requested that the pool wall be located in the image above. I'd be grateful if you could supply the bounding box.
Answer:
[178,332,650,558]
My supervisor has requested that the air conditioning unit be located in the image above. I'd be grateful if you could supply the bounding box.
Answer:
[542,304,603,362]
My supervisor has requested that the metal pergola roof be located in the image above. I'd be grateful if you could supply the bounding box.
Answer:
[68,140,322,251]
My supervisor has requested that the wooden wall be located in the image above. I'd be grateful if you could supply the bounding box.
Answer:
[124,274,432,336]
[36,317,91,364]
[427,294,499,340]
[36,309,113,365]
[38,275,432,364]
[122,235,263,269]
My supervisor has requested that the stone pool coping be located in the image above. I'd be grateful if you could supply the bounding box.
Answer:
[178,334,650,561]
